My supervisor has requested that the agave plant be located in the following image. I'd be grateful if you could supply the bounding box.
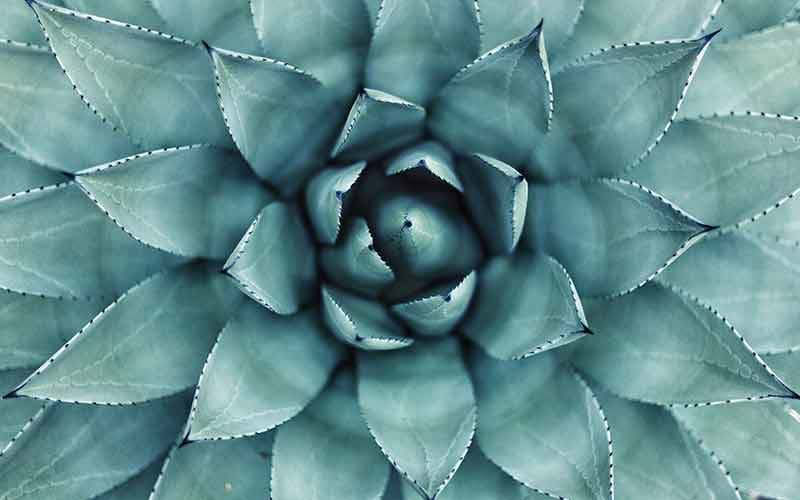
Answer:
[0,0,799,499]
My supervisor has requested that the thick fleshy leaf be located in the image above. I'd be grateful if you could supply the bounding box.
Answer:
[479,0,583,55]
[0,394,187,500]
[674,399,800,500]
[30,1,231,149]
[0,39,135,172]
[13,263,241,404]
[152,433,274,500]
[534,35,715,180]
[207,45,345,196]
[459,154,528,254]
[0,147,67,198]
[391,271,476,337]
[359,339,476,499]
[365,0,481,105]
[385,141,463,192]
[61,0,169,31]
[187,301,342,441]
[321,285,412,351]
[464,252,588,359]
[332,89,426,162]
[471,350,613,500]
[575,281,795,405]
[746,192,800,242]
[320,217,395,297]
[762,350,800,393]
[272,371,390,500]
[430,23,551,168]
[0,182,177,298]
[702,0,800,40]
[305,161,366,245]
[0,370,44,451]
[0,1,48,45]
[628,113,800,227]
[223,202,316,316]
[526,178,712,297]
[93,457,164,500]
[76,145,271,258]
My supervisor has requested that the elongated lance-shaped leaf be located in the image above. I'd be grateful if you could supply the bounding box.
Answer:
[526,178,714,297]
[628,113,800,227]
[223,202,317,316]
[471,350,613,500]
[359,338,477,499]
[152,433,274,500]
[187,300,343,441]
[11,262,241,404]
[674,399,800,499]
[76,145,272,259]
[0,393,188,500]
[479,0,583,55]
[207,45,346,196]
[0,182,179,299]
[391,271,476,337]
[575,281,796,405]
[321,284,413,351]
[746,189,800,242]
[430,21,552,169]
[332,89,426,162]
[459,154,528,254]
[385,141,463,192]
[761,349,800,394]
[29,1,231,150]
[305,161,366,245]
[701,0,800,40]
[272,371,390,500]
[0,39,135,172]
[0,146,67,198]
[320,217,395,298]
[464,252,589,359]
[0,369,44,451]
[61,0,169,32]
[365,0,481,105]
[533,34,715,180]
[0,0,47,44]
[94,457,164,500]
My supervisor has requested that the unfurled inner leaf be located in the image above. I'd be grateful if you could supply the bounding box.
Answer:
[391,271,476,337]
[385,141,463,192]
[304,161,366,245]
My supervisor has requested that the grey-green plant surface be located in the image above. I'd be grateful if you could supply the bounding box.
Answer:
[0,0,799,499]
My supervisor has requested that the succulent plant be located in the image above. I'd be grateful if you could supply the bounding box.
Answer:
[0,0,799,499]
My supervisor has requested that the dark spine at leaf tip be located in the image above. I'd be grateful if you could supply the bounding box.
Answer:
[200,40,214,56]
[2,389,20,400]
[700,28,722,43]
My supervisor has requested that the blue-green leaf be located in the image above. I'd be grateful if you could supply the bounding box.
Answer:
[761,350,800,394]
[391,271,476,337]
[479,0,583,55]
[0,147,67,198]
[93,457,163,500]
[702,0,800,41]
[304,161,366,245]
[61,0,169,31]
[385,141,463,192]
[0,370,44,451]
[0,1,48,45]
[359,339,476,499]
[223,202,317,316]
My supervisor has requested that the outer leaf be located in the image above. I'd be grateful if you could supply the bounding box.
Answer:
[13,263,241,404]
[429,22,551,168]
[628,113,800,227]
[321,285,413,351]
[702,0,800,40]
[76,145,271,259]
[385,141,463,192]
[304,161,366,245]
[479,0,583,55]
[527,178,712,297]
[0,1,47,45]
[365,0,481,105]
[471,350,613,500]
[187,301,342,441]
[391,271,476,337]
[223,202,316,316]
[534,35,715,180]
[0,394,187,500]
[464,252,588,359]
[61,0,169,31]
[0,182,177,298]
[30,1,231,149]
[746,192,800,242]
[0,147,67,198]
[208,45,345,195]
[575,281,795,405]
[152,433,274,500]
[0,39,135,172]
[93,457,163,500]
[674,399,800,500]
[0,370,43,450]
[272,371,390,500]
[359,339,476,499]
[761,350,800,393]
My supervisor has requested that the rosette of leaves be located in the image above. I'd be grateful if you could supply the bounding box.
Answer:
[1,0,800,499]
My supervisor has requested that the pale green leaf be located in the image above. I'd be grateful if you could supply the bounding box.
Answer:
[188,300,342,441]
[0,182,178,298]
[0,370,44,451]
[0,39,135,172]
[14,263,241,404]
[272,371,390,500]
[385,141,463,192]
[745,192,800,243]
[304,161,366,245]
[223,202,317,316]
[93,457,163,500]
[62,0,169,31]
[332,89,426,162]
[321,284,412,351]
[0,394,187,500]
[0,147,67,199]
[575,281,795,405]
[479,0,583,55]
[702,0,800,41]
[430,23,551,168]
[359,339,476,499]
[391,271,476,337]
[471,350,612,500]
[365,0,481,105]
[761,350,800,394]
[0,1,49,45]
[464,252,588,359]
[526,178,712,297]
[674,399,800,500]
